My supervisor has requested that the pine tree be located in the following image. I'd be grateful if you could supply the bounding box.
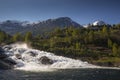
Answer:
[112,43,118,56]
[88,31,94,43]
[102,26,109,38]
[108,39,113,48]
[25,32,32,43]
[12,33,22,42]
[75,42,81,50]
[118,47,120,57]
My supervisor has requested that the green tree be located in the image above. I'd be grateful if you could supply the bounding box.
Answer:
[25,32,32,43]
[102,26,109,37]
[50,38,54,48]
[12,33,22,42]
[75,42,81,50]
[108,39,113,48]
[72,29,80,37]
[88,31,94,43]
[0,31,5,43]
[118,47,120,56]
[112,43,118,56]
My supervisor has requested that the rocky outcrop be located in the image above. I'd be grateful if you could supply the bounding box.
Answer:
[0,47,16,70]
[0,47,7,59]
[39,56,53,65]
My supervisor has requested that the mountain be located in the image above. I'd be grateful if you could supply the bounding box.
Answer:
[92,20,106,26]
[0,17,82,35]
[83,20,108,30]
[83,20,106,28]
[0,20,25,35]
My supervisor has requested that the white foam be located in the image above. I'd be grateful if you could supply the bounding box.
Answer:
[3,43,100,72]
[10,43,29,49]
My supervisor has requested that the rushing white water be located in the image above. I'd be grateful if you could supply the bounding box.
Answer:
[3,43,99,71]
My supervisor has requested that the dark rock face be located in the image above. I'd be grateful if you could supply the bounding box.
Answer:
[0,47,7,59]
[0,60,12,69]
[0,53,8,59]
[0,47,16,70]
[0,47,5,53]
[3,58,17,65]
[39,56,53,65]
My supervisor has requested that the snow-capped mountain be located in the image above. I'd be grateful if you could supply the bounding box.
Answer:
[83,20,108,30]
[92,20,106,26]
[83,20,107,28]
[0,17,82,35]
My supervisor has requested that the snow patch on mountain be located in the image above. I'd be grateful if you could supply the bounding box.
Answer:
[93,20,106,26]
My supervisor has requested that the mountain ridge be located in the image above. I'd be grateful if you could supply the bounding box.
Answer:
[0,17,82,35]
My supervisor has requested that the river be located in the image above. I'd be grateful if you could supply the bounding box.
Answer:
[0,68,120,80]
[1,43,120,80]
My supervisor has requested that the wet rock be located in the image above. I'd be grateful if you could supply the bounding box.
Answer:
[17,49,26,54]
[2,57,17,65]
[15,54,22,59]
[0,47,5,53]
[0,57,16,69]
[27,51,38,57]
[0,53,8,59]
[2,45,12,51]
[0,47,7,59]
[39,56,53,65]
[0,47,16,70]
[0,60,12,69]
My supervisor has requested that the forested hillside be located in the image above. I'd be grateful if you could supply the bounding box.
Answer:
[0,24,120,67]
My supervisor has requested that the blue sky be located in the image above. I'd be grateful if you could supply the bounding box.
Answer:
[0,0,120,24]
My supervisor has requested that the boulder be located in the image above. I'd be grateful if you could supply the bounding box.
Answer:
[0,47,7,59]
[15,53,22,59]
[29,51,37,57]
[0,57,17,70]
[0,47,16,70]
[0,47,5,53]
[2,45,12,51]
[0,53,8,59]
[39,56,53,65]
[2,57,17,65]
[0,60,12,69]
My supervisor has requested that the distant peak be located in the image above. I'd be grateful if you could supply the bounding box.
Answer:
[93,20,106,26]
[52,17,72,21]
[57,17,71,19]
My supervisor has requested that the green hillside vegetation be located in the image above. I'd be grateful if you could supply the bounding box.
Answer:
[0,24,120,67]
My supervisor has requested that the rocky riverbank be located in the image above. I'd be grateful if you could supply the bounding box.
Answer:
[0,47,16,70]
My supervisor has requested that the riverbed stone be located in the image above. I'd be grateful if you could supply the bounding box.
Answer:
[39,56,53,65]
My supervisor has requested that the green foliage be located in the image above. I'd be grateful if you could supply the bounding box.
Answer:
[75,42,81,49]
[25,32,32,43]
[88,31,94,43]
[12,33,22,42]
[1,24,120,63]
[112,43,118,56]
[0,31,6,43]
[118,47,120,57]
[30,26,120,59]
[108,39,113,48]
[102,26,109,37]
